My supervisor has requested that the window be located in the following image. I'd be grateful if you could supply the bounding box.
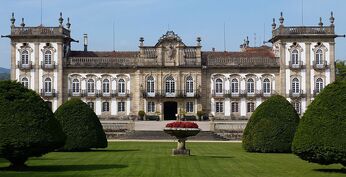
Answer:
[292,78,300,94]
[263,78,271,94]
[186,76,194,93]
[293,101,301,114]
[231,102,239,113]
[72,79,80,93]
[118,101,125,112]
[147,76,155,93]
[247,102,255,113]
[291,49,299,65]
[21,77,29,88]
[44,50,52,64]
[118,79,125,94]
[21,50,29,65]
[44,78,52,93]
[231,79,239,93]
[215,78,223,93]
[103,79,110,93]
[186,102,194,113]
[147,101,155,112]
[87,79,95,93]
[247,78,255,93]
[215,102,223,113]
[46,101,52,110]
[87,102,94,111]
[102,102,109,112]
[165,76,175,93]
[316,49,323,65]
[315,78,324,93]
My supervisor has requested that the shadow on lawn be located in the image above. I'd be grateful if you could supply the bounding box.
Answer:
[191,155,234,159]
[89,149,140,152]
[0,164,128,172]
[314,168,346,174]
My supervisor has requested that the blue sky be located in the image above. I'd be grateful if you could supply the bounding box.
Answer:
[0,0,345,68]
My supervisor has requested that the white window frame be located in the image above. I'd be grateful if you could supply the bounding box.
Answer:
[231,78,239,93]
[263,78,271,94]
[72,79,80,93]
[315,78,324,93]
[147,101,155,113]
[292,78,300,94]
[118,101,125,112]
[87,79,95,93]
[44,50,52,65]
[215,102,224,113]
[291,49,299,65]
[247,102,255,113]
[21,50,29,65]
[186,102,194,113]
[44,78,52,93]
[21,77,29,88]
[102,102,109,112]
[215,78,223,94]
[247,78,255,93]
[231,102,239,113]
[118,79,126,94]
[102,79,110,94]
[165,76,175,96]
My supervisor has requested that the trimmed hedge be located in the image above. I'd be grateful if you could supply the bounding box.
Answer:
[243,95,300,153]
[0,81,65,168]
[54,98,107,151]
[292,80,346,166]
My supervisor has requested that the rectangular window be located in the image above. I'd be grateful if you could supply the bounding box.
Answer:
[88,102,94,111]
[231,102,239,113]
[102,102,109,112]
[186,102,194,113]
[216,102,223,113]
[147,102,155,112]
[247,102,255,113]
[118,101,125,112]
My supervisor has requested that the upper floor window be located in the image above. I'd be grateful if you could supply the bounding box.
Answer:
[44,78,52,93]
[165,76,175,93]
[316,49,323,65]
[147,76,155,93]
[215,78,223,93]
[72,79,80,93]
[315,78,324,93]
[103,79,110,93]
[147,101,155,113]
[87,79,95,93]
[231,102,239,113]
[291,49,299,65]
[215,102,224,113]
[231,79,239,93]
[186,102,194,113]
[247,78,255,93]
[21,50,29,65]
[21,77,29,88]
[118,79,126,93]
[44,50,52,65]
[247,102,255,113]
[186,76,194,93]
[263,78,271,94]
[292,78,300,94]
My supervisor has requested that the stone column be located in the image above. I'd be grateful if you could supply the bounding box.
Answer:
[57,43,63,106]
[279,42,286,96]
[10,42,16,80]
[34,43,40,92]
[329,42,336,82]
[305,43,311,105]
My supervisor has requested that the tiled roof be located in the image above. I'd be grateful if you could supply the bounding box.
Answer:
[202,46,276,59]
[69,51,139,58]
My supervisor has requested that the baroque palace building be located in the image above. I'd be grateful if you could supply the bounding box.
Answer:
[3,12,342,121]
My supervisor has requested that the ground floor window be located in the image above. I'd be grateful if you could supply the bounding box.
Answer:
[118,101,125,112]
[231,102,239,113]
[87,102,94,111]
[247,102,255,113]
[186,102,194,113]
[215,102,223,113]
[102,102,109,112]
[293,101,301,114]
[147,101,155,113]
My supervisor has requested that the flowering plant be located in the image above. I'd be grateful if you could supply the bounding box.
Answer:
[165,121,199,128]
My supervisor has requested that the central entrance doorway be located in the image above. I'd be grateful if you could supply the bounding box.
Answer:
[164,101,177,120]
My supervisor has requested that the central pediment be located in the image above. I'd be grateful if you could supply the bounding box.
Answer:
[155,31,185,47]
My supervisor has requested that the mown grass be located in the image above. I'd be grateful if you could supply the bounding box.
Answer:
[0,142,344,177]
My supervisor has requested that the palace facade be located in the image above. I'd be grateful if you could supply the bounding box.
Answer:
[4,12,340,121]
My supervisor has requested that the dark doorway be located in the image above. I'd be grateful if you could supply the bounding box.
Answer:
[164,101,177,120]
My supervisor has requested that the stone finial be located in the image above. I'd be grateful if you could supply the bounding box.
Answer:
[66,17,71,29]
[272,18,276,29]
[196,37,201,46]
[279,12,284,26]
[10,12,15,27]
[330,11,335,26]
[20,18,25,27]
[139,37,144,46]
[246,36,249,46]
[59,12,64,27]
[318,17,323,27]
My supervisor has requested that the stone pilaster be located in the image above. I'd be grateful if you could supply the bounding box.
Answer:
[329,42,336,82]
[57,43,63,106]
[279,42,286,96]
[34,43,40,92]
[305,43,311,105]
[10,42,16,80]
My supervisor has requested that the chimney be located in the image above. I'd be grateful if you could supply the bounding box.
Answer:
[212,47,215,52]
[83,34,88,52]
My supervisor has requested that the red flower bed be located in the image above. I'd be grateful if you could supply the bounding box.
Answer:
[166,121,199,128]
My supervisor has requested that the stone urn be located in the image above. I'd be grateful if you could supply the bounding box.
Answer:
[164,122,200,156]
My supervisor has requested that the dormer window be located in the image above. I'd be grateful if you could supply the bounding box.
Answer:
[44,50,52,65]
[21,50,29,65]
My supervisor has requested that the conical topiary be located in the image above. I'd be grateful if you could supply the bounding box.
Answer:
[243,95,300,152]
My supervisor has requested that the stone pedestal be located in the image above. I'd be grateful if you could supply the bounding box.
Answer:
[172,149,190,156]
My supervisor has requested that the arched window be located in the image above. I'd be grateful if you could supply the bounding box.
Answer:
[316,49,323,65]
[44,78,52,93]
[21,77,29,88]
[315,78,324,93]
[215,78,223,93]
[72,79,80,93]
[247,78,255,93]
[231,79,239,93]
[292,78,300,94]
[87,79,95,93]
[263,78,271,94]
[165,76,175,93]
[147,76,154,93]
[21,50,29,65]
[291,49,299,65]
[118,79,125,93]
[103,79,110,93]
[247,102,255,113]
[186,76,193,93]
[231,102,239,113]
[44,50,52,64]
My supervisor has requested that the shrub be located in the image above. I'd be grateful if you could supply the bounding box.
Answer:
[0,81,65,168]
[292,80,346,166]
[54,98,107,151]
[138,110,145,120]
[242,95,300,153]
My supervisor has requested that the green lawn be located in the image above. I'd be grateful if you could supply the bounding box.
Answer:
[0,142,344,177]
